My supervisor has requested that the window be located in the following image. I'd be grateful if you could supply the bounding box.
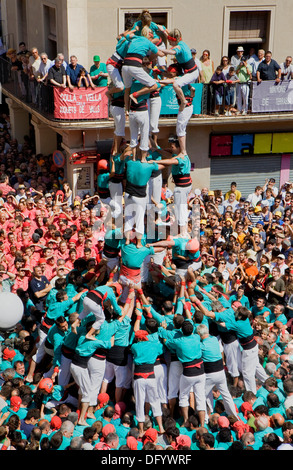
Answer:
[118,7,172,36]
[222,6,275,59]
[43,4,57,58]
[228,10,270,58]
[17,0,27,46]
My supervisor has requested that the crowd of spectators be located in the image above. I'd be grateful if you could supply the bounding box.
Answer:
[1,32,291,117]
[0,10,293,453]
[0,114,291,450]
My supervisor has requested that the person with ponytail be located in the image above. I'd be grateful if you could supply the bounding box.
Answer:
[160,28,199,112]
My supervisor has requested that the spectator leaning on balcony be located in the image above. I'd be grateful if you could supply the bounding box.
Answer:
[89,55,109,87]
[280,56,293,80]
[37,53,54,84]
[66,55,95,91]
[256,51,281,83]
[28,47,41,104]
[246,47,259,79]
[230,46,245,68]
[47,57,67,88]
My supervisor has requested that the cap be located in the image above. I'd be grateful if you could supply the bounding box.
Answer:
[208,191,214,196]
[254,206,262,212]
[277,254,285,259]
[93,55,100,62]
[200,219,207,224]
[190,48,197,54]
[275,211,282,217]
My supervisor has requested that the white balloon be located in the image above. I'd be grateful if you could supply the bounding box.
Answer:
[0,293,24,330]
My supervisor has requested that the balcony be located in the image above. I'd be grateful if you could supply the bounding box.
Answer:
[1,57,293,130]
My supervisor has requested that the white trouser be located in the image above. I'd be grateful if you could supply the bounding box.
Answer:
[129,109,149,151]
[238,344,260,395]
[70,363,91,402]
[102,254,120,280]
[110,105,125,137]
[176,105,193,137]
[168,360,183,400]
[103,361,129,388]
[79,296,105,330]
[174,185,192,227]
[109,181,123,219]
[122,65,156,89]
[154,363,168,405]
[148,96,162,134]
[87,357,106,406]
[255,361,269,384]
[236,83,249,112]
[124,192,147,235]
[222,339,241,378]
[133,377,162,422]
[141,254,151,284]
[147,173,162,206]
[33,327,47,364]
[205,369,238,419]
[106,61,124,89]
[179,372,206,411]
[175,69,199,88]
[156,43,167,68]
[119,274,141,304]
[58,355,73,387]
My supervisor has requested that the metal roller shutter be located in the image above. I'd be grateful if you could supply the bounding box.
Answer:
[210,155,282,199]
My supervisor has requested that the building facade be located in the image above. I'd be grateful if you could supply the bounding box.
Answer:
[2,0,293,198]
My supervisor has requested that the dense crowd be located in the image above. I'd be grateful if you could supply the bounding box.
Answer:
[0,9,293,452]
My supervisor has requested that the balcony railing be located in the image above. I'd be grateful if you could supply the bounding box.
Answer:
[1,56,293,122]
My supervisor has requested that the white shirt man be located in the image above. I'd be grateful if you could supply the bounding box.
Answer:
[222,193,239,213]
[280,56,293,80]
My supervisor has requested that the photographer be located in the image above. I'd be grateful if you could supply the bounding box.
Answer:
[235,58,252,115]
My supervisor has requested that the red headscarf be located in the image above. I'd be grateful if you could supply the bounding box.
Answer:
[10,396,22,412]
[126,436,138,450]
[143,428,157,443]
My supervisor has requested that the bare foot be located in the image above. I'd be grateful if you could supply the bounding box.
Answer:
[78,420,88,426]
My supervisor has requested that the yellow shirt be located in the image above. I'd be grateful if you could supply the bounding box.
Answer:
[225,190,242,201]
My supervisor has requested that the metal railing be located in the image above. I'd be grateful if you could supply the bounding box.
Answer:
[1,55,293,122]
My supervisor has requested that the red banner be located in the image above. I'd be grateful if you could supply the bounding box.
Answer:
[53,86,109,119]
